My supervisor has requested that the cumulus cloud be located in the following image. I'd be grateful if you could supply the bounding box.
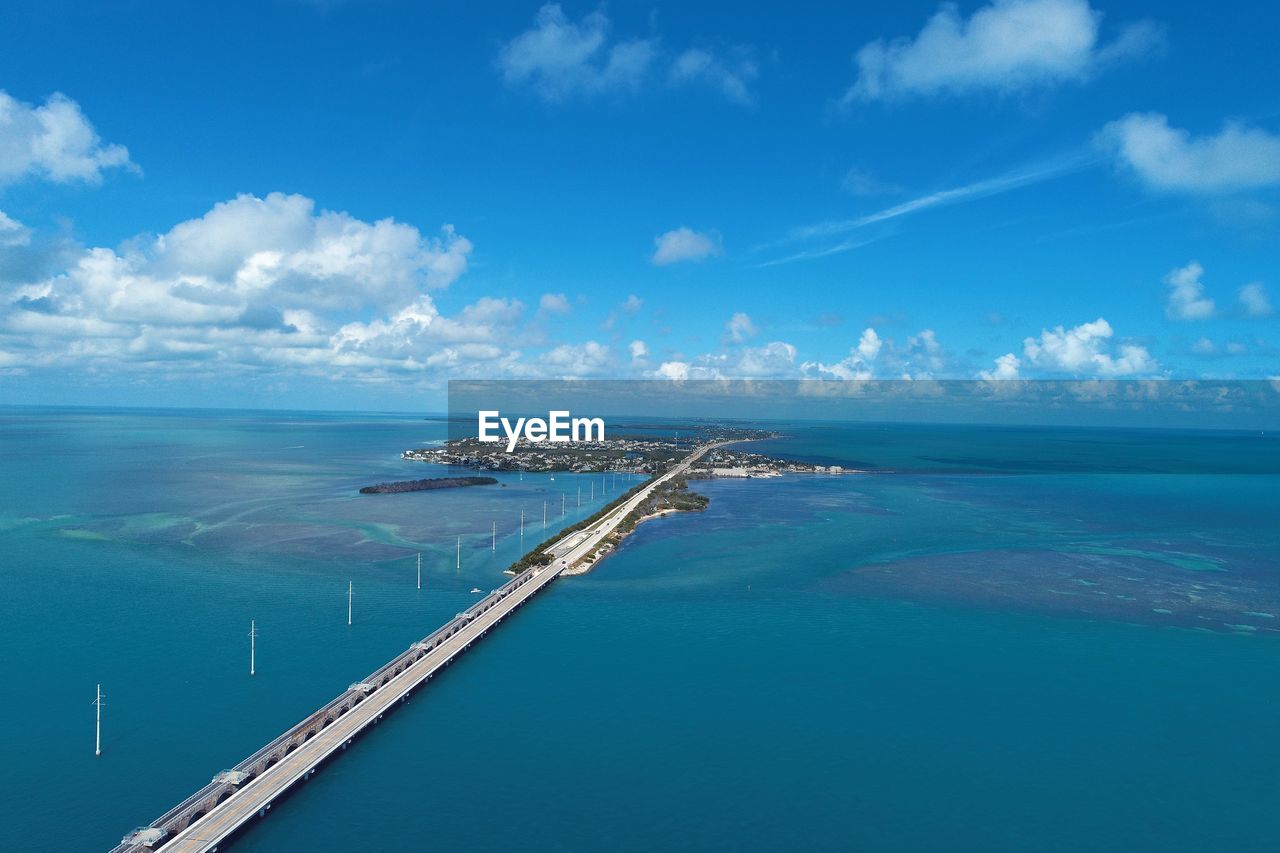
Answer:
[1164,261,1215,320]
[498,5,757,105]
[651,226,722,266]
[1021,317,1157,376]
[538,292,572,315]
[857,327,882,360]
[621,293,643,313]
[843,0,1157,102]
[903,329,946,376]
[1239,282,1273,317]
[0,211,30,247]
[652,340,798,380]
[1100,112,1280,193]
[979,352,1021,380]
[725,311,757,343]
[655,360,689,381]
[1191,336,1216,355]
[0,90,135,185]
[629,339,648,361]
[497,4,654,101]
[804,326,949,380]
[0,192,488,379]
[670,48,758,105]
[539,340,613,375]
[805,327,883,380]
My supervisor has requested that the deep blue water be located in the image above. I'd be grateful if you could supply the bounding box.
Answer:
[1,408,1277,851]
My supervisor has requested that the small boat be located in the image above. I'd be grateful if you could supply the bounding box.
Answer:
[470,587,482,594]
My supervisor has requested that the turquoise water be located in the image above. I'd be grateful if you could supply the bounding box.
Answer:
[1,409,1277,851]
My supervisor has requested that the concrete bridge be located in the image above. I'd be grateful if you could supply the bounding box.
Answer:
[111,441,717,853]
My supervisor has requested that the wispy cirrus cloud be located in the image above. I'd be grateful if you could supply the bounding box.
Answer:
[760,154,1090,265]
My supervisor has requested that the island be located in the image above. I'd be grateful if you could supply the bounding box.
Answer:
[359,476,497,494]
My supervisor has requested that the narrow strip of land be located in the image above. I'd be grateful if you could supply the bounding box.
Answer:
[113,441,719,853]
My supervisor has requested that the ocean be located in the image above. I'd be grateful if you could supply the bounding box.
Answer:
[1,408,1277,851]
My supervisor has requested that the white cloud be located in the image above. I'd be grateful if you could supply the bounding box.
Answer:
[843,0,1156,102]
[979,352,1022,379]
[656,360,689,381]
[670,49,758,105]
[1191,336,1216,355]
[651,340,799,380]
[806,327,950,380]
[0,192,488,379]
[497,4,654,101]
[498,6,758,105]
[651,226,722,265]
[1239,282,1273,317]
[0,90,135,185]
[735,341,798,376]
[1021,317,1157,376]
[764,156,1085,265]
[805,327,883,380]
[0,211,30,247]
[857,327,882,360]
[903,328,946,376]
[539,340,613,376]
[1164,261,1215,320]
[629,339,648,361]
[725,311,757,343]
[1100,112,1280,193]
[538,292,572,315]
[621,294,643,314]
[841,166,901,197]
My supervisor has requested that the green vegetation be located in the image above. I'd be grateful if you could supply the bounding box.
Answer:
[505,473,658,574]
[614,477,708,536]
[502,468,710,576]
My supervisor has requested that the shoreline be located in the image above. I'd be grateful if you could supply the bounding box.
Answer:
[561,506,701,576]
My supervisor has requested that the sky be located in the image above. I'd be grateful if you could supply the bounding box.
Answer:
[0,0,1277,409]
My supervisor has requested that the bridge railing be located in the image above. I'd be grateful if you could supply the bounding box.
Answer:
[111,522,559,851]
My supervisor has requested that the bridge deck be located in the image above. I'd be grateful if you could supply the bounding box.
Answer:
[111,443,715,853]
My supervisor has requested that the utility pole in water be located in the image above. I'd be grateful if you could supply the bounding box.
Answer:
[417,552,422,590]
[249,620,258,676]
[93,684,104,757]
[492,521,496,552]
[456,535,461,571]
[347,581,353,626]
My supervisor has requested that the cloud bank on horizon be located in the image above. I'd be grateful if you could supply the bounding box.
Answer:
[0,0,1277,405]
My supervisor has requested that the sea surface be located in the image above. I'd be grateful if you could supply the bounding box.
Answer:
[1,407,1277,852]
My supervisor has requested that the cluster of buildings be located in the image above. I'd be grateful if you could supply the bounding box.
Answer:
[402,436,684,473]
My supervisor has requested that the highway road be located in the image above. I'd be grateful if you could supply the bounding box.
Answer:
[120,441,719,853]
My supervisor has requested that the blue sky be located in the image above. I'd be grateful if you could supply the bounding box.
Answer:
[0,0,1277,408]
